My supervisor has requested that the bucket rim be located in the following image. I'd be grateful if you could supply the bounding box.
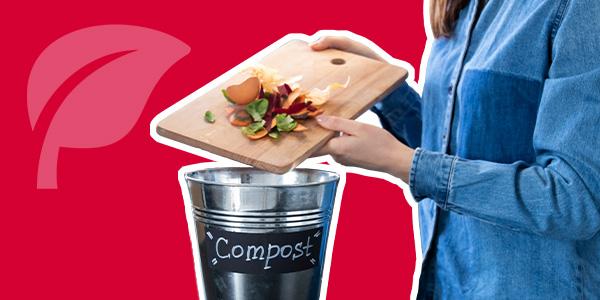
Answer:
[184,167,340,188]
[194,214,327,229]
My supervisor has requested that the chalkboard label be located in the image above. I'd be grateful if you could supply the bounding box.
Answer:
[204,226,324,274]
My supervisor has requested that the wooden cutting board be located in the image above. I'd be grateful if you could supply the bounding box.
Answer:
[157,39,407,173]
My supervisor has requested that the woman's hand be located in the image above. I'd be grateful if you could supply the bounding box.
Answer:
[314,115,415,182]
[310,35,413,180]
[310,35,385,62]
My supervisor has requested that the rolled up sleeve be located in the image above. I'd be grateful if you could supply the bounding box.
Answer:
[409,148,457,205]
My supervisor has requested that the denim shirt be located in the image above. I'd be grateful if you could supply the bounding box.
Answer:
[372,0,600,298]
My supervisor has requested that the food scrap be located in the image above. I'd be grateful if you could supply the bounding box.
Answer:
[204,110,216,123]
[222,65,349,140]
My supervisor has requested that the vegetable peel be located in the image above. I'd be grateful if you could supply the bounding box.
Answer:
[304,76,351,106]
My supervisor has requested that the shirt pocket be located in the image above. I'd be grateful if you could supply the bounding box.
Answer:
[456,69,543,163]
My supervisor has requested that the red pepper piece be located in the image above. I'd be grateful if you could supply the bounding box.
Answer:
[277,83,292,97]
[273,101,309,114]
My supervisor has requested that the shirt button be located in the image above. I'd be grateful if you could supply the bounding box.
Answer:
[447,85,453,95]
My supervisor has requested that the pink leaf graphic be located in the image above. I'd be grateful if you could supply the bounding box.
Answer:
[27,25,190,189]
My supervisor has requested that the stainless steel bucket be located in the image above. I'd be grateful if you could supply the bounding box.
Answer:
[185,167,340,300]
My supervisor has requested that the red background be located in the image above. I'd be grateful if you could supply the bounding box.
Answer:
[2,0,426,298]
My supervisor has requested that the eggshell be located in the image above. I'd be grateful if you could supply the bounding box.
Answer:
[225,77,261,105]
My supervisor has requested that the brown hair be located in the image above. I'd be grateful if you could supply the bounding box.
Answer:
[430,0,470,38]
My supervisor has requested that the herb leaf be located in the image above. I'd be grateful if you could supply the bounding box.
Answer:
[268,130,280,139]
[204,110,216,123]
[275,113,297,132]
[241,120,266,136]
[246,98,268,121]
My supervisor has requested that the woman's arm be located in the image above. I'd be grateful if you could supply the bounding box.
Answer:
[371,81,422,148]
[317,1,600,241]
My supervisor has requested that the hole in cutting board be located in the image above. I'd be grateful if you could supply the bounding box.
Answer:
[330,58,346,65]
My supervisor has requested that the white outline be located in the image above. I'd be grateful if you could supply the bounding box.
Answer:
[150,17,436,298]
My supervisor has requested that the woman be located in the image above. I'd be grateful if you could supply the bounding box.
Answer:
[311,0,600,298]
